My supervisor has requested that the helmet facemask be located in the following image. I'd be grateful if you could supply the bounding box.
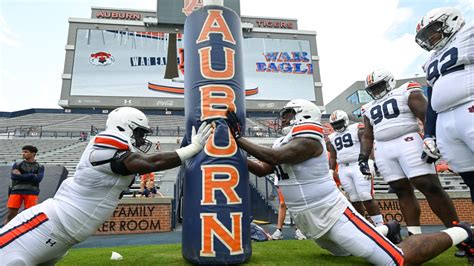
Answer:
[416,17,448,51]
[131,126,152,153]
[330,119,347,132]
[366,79,391,100]
[279,108,296,135]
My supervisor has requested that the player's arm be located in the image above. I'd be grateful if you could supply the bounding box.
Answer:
[247,159,274,177]
[424,86,437,137]
[121,151,183,175]
[225,110,323,165]
[237,137,322,166]
[113,122,213,175]
[327,141,338,171]
[416,86,440,162]
[359,116,374,159]
[408,90,428,124]
[327,141,341,185]
[358,116,373,175]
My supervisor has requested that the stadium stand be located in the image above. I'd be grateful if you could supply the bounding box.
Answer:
[0,112,469,217]
[0,110,277,137]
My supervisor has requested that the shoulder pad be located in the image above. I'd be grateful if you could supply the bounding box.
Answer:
[290,121,324,140]
[406,81,422,90]
[94,131,130,150]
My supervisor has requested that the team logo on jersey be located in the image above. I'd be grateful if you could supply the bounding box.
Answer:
[468,105,474,113]
[182,0,203,16]
[89,51,115,66]
[404,136,414,142]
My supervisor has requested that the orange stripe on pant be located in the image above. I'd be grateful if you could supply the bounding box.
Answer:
[0,212,49,248]
[343,208,404,266]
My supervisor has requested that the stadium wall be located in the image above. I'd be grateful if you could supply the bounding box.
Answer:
[96,198,172,235]
[375,193,473,225]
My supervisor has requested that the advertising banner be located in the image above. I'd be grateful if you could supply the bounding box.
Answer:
[70,29,315,101]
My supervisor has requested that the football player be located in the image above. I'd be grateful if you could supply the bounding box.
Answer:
[328,110,384,226]
[0,107,212,265]
[227,99,473,265]
[415,7,474,203]
[359,69,459,236]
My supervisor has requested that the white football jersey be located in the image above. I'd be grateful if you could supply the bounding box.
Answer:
[362,82,422,142]
[328,123,363,164]
[423,23,474,113]
[52,130,135,242]
[273,120,349,237]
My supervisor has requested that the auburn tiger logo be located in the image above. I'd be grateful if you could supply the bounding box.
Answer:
[89,52,115,66]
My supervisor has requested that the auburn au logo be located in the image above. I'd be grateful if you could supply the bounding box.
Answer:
[182,0,203,16]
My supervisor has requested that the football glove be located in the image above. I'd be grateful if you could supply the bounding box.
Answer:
[358,154,371,175]
[225,110,243,139]
[175,122,212,161]
[421,136,441,164]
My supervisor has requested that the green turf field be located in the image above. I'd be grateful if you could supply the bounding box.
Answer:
[58,240,468,265]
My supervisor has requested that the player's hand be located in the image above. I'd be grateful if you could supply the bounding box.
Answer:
[191,121,213,148]
[421,136,441,164]
[225,110,242,139]
[358,154,371,175]
[175,122,213,161]
[12,169,21,175]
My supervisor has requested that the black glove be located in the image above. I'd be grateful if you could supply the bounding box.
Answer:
[225,110,242,139]
[358,154,371,175]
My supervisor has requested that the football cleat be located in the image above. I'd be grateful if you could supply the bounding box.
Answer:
[271,229,283,240]
[385,220,403,244]
[454,249,466,258]
[453,221,474,264]
[295,229,307,240]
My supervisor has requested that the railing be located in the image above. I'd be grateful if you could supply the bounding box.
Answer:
[250,174,279,211]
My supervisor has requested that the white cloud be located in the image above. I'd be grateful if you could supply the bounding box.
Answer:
[0,15,21,47]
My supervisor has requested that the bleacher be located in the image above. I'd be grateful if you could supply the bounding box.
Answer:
[0,113,265,135]
[0,139,180,197]
[0,113,86,130]
[0,139,81,165]
[0,111,278,137]
[0,111,469,206]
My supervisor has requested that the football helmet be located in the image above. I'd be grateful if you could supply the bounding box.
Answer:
[280,99,321,133]
[365,69,396,100]
[415,7,465,51]
[329,110,349,132]
[106,107,153,153]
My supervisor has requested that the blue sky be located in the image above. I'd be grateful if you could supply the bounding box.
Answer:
[0,0,472,111]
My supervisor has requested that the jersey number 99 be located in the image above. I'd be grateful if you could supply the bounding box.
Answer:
[334,133,353,151]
